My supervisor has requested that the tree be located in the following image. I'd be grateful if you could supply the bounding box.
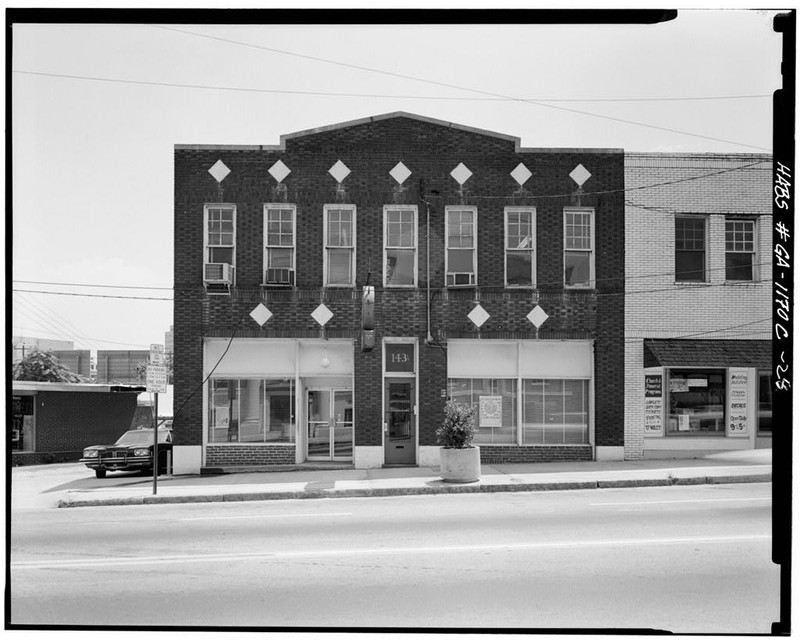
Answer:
[12,349,89,383]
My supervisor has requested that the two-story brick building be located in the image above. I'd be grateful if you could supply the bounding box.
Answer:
[624,153,773,458]
[172,112,626,474]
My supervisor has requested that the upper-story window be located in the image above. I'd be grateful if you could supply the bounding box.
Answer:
[264,205,295,286]
[564,207,594,288]
[446,207,477,287]
[725,219,755,281]
[384,206,417,287]
[505,207,536,287]
[324,205,356,287]
[675,216,706,282]
[204,204,236,285]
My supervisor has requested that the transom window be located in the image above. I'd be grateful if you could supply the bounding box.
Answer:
[505,208,536,287]
[564,208,594,288]
[725,219,755,281]
[446,207,477,286]
[384,206,417,287]
[324,205,356,286]
[264,205,295,286]
[675,216,706,282]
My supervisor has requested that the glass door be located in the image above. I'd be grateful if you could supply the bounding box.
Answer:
[307,389,353,461]
[384,380,416,465]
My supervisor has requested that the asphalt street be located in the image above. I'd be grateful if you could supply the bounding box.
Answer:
[10,482,778,632]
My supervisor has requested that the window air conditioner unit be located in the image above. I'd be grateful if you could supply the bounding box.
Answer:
[447,272,476,286]
[265,268,294,285]
[204,263,234,285]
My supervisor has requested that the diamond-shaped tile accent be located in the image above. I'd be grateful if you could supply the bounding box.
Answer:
[311,303,334,327]
[328,160,351,184]
[389,162,412,185]
[569,164,591,187]
[250,303,273,327]
[468,304,490,328]
[450,162,473,186]
[268,160,291,183]
[208,160,231,183]
[511,163,532,186]
[527,305,549,329]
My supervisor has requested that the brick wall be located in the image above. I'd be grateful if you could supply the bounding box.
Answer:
[205,445,295,466]
[480,445,593,463]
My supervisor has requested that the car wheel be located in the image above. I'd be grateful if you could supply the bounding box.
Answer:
[95,469,107,479]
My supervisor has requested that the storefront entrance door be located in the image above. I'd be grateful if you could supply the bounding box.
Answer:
[307,389,353,461]
[384,380,416,465]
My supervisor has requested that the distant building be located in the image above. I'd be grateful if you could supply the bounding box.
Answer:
[12,336,73,363]
[165,325,174,355]
[95,350,149,384]
[50,350,92,379]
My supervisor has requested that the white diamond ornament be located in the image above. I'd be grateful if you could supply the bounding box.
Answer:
[208,160,231,183]
[250,303,273,327]
[268,160,291,183]
[450,163,473,186]
[328,160,351,183]
[389,162,412,185]
[510,163,532,186]
[527,305,549,329]
[468,304,490,328]
[569,164,592,187]
[311,303,334,327]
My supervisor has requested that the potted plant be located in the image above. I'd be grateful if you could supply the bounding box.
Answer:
[436,400,481,483]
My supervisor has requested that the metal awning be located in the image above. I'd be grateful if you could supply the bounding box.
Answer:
[643,339,772,369]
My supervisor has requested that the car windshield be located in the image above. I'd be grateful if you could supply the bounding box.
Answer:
[115,430,171,445]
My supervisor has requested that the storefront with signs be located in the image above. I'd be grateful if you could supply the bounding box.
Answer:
[640,339,772,455]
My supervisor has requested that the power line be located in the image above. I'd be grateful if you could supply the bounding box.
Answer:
[152,25,772,152]
[14,295,102,350]
[12,289,172,301]
[14,279,172,291]
[12,70,772,104]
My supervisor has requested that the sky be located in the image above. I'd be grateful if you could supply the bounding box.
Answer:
[10,8,785,355]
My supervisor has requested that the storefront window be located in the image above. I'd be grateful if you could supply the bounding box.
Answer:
[523,379,589,444]
[667,369,725,435]
[448,378,516,444]
[758,370,772,434]
[209,379,295,444]
[12,395,34,452]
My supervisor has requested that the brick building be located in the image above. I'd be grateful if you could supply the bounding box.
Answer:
[624,153,772,458]
[172,112,626,474]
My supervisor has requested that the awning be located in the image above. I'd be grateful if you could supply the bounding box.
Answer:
[643,339,772,369]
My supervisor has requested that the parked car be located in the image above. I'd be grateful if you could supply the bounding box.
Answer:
[81,428,172,478]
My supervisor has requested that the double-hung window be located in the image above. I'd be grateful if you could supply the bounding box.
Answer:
[564,208,594,288]
[446,207,477,286]
[384,206,417,287]
[264,205,295,286]
[324,205,356,286]
[725,219,755,281]
[505,208,536,287]
[675,216,706,282]
[204,204,236,284]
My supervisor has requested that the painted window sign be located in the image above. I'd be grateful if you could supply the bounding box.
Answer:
[386,344,415,373]
[479,395,503,428]
[727,368,749,437]
[644,375,664,436]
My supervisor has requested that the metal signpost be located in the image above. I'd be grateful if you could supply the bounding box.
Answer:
[146,344,167,495]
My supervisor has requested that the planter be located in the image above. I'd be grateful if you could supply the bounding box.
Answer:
[440,446,481,483]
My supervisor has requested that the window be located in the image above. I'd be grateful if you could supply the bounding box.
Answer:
[522,379,590,444]
[758,370,772,434]
[446,207,477,286]
[208,379,295,444]
[726,219,755,281]
[505,208,535,287]
[666,369,725,435]
[11,395,34,452]
[204,205,236,282]
[264,205,295,286]
[324,206,356,286]
[384,206,417,287]
[448,378,517,444]
[675,216,706,282]
[564,208,594,288]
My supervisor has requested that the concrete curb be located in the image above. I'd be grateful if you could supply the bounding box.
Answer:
[56,472,772,508]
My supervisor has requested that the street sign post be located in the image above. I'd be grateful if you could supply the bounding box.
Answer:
[147,345,166,495]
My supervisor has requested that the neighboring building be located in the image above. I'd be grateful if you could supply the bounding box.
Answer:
[173,112,626,474]
[51,350,92,379]
[165,325,174,355]
[624,153,772,458]
[95,350,149,384]
[12,336,74,363]
[11,382,144,465]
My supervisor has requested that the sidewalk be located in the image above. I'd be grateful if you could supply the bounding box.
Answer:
[56,449,772,508]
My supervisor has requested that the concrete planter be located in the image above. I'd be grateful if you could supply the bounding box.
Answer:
[440,446,481,483]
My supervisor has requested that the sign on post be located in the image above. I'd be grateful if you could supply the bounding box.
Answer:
[150,343,165,367]
[146,364,168,393]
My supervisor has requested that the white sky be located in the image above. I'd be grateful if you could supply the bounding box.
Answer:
[10,9,785,353]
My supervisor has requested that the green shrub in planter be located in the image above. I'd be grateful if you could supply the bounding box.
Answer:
[436,400,476,449]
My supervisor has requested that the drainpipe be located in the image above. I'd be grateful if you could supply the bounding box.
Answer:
[420,183,435,345]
